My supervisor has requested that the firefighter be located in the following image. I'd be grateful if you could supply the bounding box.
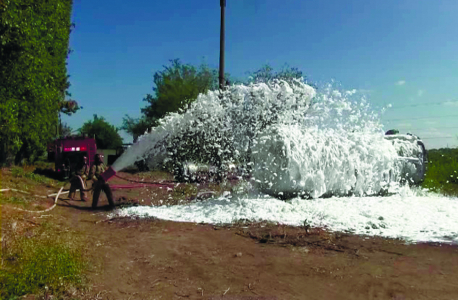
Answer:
[68,156,89,201]
[89,154,115,209]
[80,156,90,183]
[88,154,105,184]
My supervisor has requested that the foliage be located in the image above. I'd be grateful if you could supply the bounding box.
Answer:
[11,166,52,184]
[59,121,73,137]
[421,148,458,196]
[246,64,312,87]
[122,59,219,139]
[79,114,123,149]
[141,59,219,124]
[0,0,75,165]
[120,115,154,142]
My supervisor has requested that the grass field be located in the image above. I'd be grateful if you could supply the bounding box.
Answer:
[0,221,88,299]
[0,168,88,300]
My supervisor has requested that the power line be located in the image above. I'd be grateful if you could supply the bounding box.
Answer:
[420,136,457,140]
[392,126,458,131]
[385,100,458,109]
[384,114,458,122]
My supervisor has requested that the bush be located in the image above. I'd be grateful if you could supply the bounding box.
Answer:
[422,148,458,196]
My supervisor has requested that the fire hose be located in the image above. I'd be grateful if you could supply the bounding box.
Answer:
[0,176,92,213]
[113,174,175,186]
[0,171,172,213]
[0,187,64,213]
[113,174,215,199]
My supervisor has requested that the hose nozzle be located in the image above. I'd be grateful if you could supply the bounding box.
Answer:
[100,166,117,183]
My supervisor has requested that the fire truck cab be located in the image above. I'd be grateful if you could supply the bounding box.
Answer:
[52,135,98,179]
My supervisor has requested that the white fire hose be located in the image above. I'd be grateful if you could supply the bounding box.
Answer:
[0,187,64,213]
[0,176,93,213]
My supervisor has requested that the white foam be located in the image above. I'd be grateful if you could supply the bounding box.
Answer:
[252,124,401,198]
[113,79,425,196]
[112,79,316,173]
[111,191,458,244]
[109,79,444,244]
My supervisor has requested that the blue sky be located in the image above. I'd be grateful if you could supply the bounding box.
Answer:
[63,0,458,149]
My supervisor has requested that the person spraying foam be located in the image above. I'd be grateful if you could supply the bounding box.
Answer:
[90,154,116,209]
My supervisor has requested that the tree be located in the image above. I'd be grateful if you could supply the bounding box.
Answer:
[79,115,123,149]
[122,59,220,139]
[59,122,73,137]
[247,64,314,87]
[120,115,154,143]
[0,0,75,165]
[141,59,219,125]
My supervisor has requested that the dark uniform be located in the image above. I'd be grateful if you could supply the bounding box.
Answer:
[64,158,71,179]
[69,156,90,201]
[89,154,114,208]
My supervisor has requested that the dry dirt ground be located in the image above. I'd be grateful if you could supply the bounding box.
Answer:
[3,170,458,300]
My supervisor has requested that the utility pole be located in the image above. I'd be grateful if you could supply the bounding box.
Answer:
[219,0,226,90]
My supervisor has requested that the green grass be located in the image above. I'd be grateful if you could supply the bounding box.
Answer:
[0,166,87,299]
[0,222,88,299]
[171,183,198,202]
[0,194,28,207]
[421,148,458,197]
[11,167,53,185]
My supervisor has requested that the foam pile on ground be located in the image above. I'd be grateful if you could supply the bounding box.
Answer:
[110,190,458,244]
[252,124,400,198]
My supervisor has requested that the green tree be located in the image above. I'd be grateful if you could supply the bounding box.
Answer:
[59,122,73,137]
[0,0,76,165]
[122,59,219,139]
[120,115,154,143]
[141,59,218,125]
[247,64,314,87]
[79,115,123,149]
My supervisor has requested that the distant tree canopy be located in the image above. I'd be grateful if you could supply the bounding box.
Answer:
[59,122,73,137]
[120,115,154,143]
[141,59,218,124]
[79,115,123,149]
[122,60,312,141]
[122,59,219,141]
[0,0,77,165]
[246,64,313,87]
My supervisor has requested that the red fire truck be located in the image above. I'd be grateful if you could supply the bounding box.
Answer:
[49,135,98,179]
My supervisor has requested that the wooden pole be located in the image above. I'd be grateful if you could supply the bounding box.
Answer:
[219,0,226,90]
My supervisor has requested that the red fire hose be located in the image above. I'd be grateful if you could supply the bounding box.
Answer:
[110,174,175,190]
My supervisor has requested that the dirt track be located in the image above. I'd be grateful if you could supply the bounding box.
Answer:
[5,171,458,299]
